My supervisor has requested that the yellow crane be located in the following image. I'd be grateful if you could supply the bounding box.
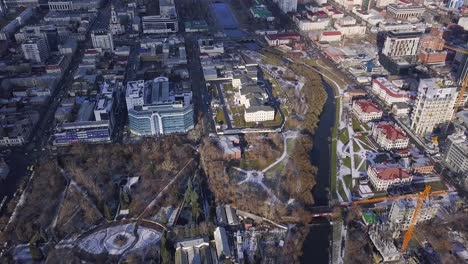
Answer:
[352,186,447,253]
[401,185,432,253]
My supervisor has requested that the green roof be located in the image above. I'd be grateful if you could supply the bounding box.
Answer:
[250,5,273,18]
[362,212,377,225]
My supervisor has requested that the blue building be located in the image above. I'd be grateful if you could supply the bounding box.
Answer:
[126,77,193,136]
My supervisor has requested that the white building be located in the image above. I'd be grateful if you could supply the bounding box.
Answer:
[21,37,49,63]
[371,77,410,106]
[335,0,362,10]
[382,30,422,58]
[198,38,224,56]
[274,0,297,13]
[334,19,366,36]
[389,198,440,230]
[214,227,231,260]
[444,132,468,175]
[372,122,409,150]
[91,30,114,50]
[352,100,383,123]
[109,5,125,35]
[125,80,145,110]
[319,31,342,42]
[410,78,458,137]
[295,16,330,31]
[459,17,468,31]
[376,0,397,7]
[245,107,275,122]
[368,164,412,191]
[386,3,425,21]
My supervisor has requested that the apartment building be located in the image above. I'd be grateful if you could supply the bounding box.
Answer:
[410,78,458,137]
[372,122,409,150]
[371,77,410,106]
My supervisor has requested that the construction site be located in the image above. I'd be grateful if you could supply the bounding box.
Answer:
[338,184,466,263]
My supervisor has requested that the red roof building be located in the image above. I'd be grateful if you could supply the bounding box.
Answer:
[352,100,383,123]
[368,164,412,191]
[372,122,409,150]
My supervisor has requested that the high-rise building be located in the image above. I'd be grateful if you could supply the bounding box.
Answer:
[382,30,422,57]
[380,30,422,74]
[274,0,297,13]
[126,77,193,136]
[91,30,114,50]
[21,37,49,63]
[410,78,458,136]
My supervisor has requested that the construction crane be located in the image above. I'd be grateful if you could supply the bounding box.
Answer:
[443,44,468,110]
[352,188,447,205]
[401,185,432,253]
[349,186,448,253]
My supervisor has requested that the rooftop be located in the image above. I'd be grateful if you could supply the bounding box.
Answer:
[355,100,381,113]
[371,164,411,180]
[373,77,409,99]
[376,122,407,140]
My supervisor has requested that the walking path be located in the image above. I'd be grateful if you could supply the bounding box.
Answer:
[234,131,299,204]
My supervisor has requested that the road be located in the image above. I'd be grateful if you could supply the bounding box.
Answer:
[0,1,114,209]
[185,35,216,135]
[214,82,233,129]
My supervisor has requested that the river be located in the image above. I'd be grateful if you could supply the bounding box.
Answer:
[300,81,336,264]
[208,3,336,263]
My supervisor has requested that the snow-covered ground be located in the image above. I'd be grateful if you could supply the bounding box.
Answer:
[77,223,161,256]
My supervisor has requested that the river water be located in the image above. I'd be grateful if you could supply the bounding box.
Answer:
[300,81,336,264]
[208,3,335,263]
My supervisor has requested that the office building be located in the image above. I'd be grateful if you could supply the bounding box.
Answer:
[15,25,60,51]
[380,30,422,74]
[126,77,193,136]
[21,37,49,63]
[386,3,425,21]
[91,30,114,50]
[142,0,178,34]
[389,198,439,230]
[410,78,458,137]
[382,30,422,58]
[53,97,117,145]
